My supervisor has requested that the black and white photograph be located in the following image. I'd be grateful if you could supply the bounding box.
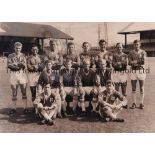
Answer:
[1,0,155,155]
[0,22,154,133]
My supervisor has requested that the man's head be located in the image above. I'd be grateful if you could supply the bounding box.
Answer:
[99,39,107,51]
[82,42,90,52]
[50,40,57,51]
[44,84,51,94]
[65,60,72,70]
[83,59,90,70]
[67,42,75,54]
[14,42,22,54]
[99,59,107,70]
[31,44,39,56]
[133,40,141,51]
[106,80,114,93]
[116,43,123,53]
[46,60,52,71]
[95,75,101,86]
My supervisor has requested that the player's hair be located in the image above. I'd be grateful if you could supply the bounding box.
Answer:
[45,60,52,66]
[67,42,75,48]
[116,42,123,47]
[83,58,90,65]
[99,39,107,45]
[49,40,57,45]
[106,80,112,85]
[14,42,22,47]
[94,74,101,84]
[44,83,51,88]
[133,39,140,44]
[31,44,38,48]
[65,59,72,64]
[98,59,107,65]
[82,42,90,47]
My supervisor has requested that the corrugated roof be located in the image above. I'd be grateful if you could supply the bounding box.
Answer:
[0,22,73,40]
[118,22,155,34]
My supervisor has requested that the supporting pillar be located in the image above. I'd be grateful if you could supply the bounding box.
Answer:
[41,38,44,52]
[125,34,127,48]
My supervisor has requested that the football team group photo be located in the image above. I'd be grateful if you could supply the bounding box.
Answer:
[0,22,154,132]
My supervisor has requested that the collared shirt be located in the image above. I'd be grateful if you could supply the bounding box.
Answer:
[38,70,60,88]
[44,50,62,65]
[27,54,45,72]
[128,49,147,70]
[97,50,113,68]
[99,89,124,105]
[112,52,128,71]
[35,92,56,107]
[63,53,80,64]
[96,69,112,86]
[7,53,26,71]
[80,51,98,68]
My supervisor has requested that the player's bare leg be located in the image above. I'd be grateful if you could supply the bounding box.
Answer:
[78,89,86,117]
[59,88,67,118]
[92,98,98,112]
[49,106,59,121]
[38,108,54,125]
[20,84,29,113]
[9,84,19,114]
[139,80,145,109]
[100,107,124,122]
[131,80,137,109]
[72,96,78,114]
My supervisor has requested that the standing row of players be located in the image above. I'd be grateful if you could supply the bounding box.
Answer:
[7,39,147,125]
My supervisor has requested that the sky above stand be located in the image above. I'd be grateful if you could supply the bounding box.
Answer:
[37,22,139,47]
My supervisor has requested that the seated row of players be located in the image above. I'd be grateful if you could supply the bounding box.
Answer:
[7,39,146,125]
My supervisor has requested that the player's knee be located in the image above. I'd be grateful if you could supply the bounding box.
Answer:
[79,98,85,103]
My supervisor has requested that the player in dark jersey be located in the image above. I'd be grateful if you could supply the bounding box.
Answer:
[63,42,80,69]
[90,59,112,116]
[38,61,60,90]
[97,39,113,68]
[59,60,82,116]
[37,61,62,117]
[78,59,96,116]
[112,43,128,108]
[80,42,96,69]
[90,74,105,117]
[96,59,112,86]
[128,40,147,109]
[27,45,45,105]
[34,84,59,125]
[78,59,95,87]
[44,40,63,70]
[98,80,127,122]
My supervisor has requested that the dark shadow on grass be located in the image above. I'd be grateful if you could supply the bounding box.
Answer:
[68,115,106,123]
[0,108,39,125]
